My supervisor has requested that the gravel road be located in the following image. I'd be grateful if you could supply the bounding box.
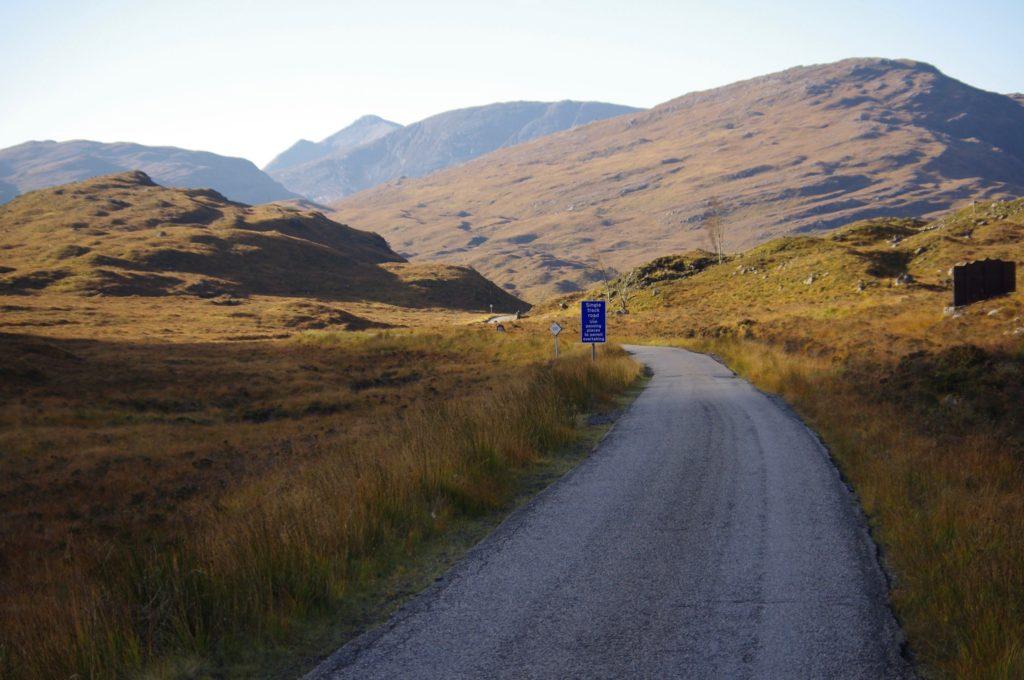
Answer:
[307,345,911,679]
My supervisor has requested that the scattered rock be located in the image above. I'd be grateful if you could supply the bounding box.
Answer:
[894,273,914,286]
[803,274,816,285]
[586,410,621,426]
[987,308,1001,316]
[913,246,926,256]
[495,323,506,333]
[856,280,866,292]
[209,295,244,306]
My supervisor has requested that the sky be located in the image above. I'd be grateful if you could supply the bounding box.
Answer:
[1,0,1022,168]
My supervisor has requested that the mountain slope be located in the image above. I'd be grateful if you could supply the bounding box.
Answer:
[268,100,641,203]
[0,171,525,311]
[332,58,1024,301]
[0,140,299,206]
[264,115,403,175]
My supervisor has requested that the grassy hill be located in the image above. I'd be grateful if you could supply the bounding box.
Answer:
[333,58,1024,301]
[0,174,631,678]
[0,171,525,314]
[532,199,1024,678]
[546,199,1024,355]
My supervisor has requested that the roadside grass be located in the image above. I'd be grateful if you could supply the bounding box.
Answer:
[517,201,1024,679]
[0,325,640,679]
[677,337,1024,679]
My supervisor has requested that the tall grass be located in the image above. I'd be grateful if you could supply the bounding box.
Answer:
[688,337,1024,679]
[1,348,640,678]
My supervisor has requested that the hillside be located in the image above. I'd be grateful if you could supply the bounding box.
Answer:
[264,115,402,175]
[545,199,1024,354]
[0,171,525,312]
[268,100,641,203]
[0,140,299,206]
[529,198,1024,678]
[333,58,1024,301]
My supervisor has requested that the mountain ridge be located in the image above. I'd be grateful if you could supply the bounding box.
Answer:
[264,115,403,175]
[0,140,299,206]
[267,100,642,203]
[331,58,1024,301]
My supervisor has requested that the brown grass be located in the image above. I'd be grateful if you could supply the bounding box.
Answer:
[681,338,1024,679]
[0,319,639,678]
[515,199,1024,678]
[0,171,525,311]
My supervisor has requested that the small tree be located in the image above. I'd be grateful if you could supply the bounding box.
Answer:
[593,252,616,306]
[617,268,641,313]
[704,196,726,264]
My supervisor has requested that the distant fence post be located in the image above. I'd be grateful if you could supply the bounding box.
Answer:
[952,259,1016,307]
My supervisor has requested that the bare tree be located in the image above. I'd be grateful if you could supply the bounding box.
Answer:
[703,196,726,264]
[592,251,616,306]
[612,268,640,314]
[592,249,641,314]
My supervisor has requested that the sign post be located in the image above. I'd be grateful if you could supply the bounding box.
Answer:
[549,321,563,358]
[580,300,606,360]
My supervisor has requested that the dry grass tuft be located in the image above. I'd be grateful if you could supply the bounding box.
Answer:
[0,326,639,678]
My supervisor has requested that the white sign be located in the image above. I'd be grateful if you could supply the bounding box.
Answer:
[549,322,563,336]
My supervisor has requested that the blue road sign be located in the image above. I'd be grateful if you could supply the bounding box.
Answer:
[581,300,607,343]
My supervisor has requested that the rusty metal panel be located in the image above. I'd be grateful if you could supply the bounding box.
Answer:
[952,259,1016,306]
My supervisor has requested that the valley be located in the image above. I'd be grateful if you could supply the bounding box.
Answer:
[2,48,1023,680]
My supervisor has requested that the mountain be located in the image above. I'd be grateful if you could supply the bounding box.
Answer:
[0,140,299,206]
[266,100,642,203]
[0,171,525,311]
[331,58,1024,301]
[264,115,402,175]
[1010,93,1024,106]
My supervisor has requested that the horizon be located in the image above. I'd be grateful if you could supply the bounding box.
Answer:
[2,0,1023,167]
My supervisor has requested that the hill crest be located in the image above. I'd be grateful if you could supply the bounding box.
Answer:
[0,171,526,312]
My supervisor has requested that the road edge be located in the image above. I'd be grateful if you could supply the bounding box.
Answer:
[302,370,651,679]
[699,348,918,678]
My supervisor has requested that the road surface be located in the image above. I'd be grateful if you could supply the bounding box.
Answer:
[308,346,910,679]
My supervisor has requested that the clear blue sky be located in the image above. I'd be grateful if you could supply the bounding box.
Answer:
[1,0,1022,167]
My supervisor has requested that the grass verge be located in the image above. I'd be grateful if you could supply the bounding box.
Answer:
[0,337,640,679]
[678,337,1024,679]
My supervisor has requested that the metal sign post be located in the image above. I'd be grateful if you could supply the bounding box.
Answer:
[549,321,563,358]
[580,300,607,360]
